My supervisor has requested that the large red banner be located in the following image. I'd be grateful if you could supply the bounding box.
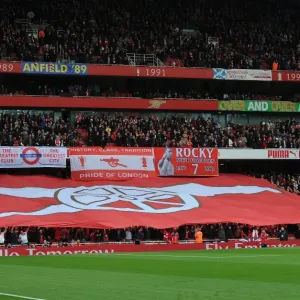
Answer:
[154,148,218,176]
[69,147,155,181]
[88,65,213,79]
[0,96,218,110]
[0,174,299,228]
[0,240,298,256]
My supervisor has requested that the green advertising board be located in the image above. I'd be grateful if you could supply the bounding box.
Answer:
[218,100,300,112]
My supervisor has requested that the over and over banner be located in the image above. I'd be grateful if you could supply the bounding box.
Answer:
[154,147,218,177]
[0,147,67,168]
[69,147,156,180]
[218,100,300,113]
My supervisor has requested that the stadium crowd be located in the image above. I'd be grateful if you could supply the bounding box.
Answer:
[1,111,300,149]
[0,84,284,102]
[256,173,300,195]
[0,223,298,247]
[1,0,300,70]
[0,84,215,99]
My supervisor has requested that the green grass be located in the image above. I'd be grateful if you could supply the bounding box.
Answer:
[0,248,300,300]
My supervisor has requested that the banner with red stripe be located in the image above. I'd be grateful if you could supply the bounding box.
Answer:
[0,175,299,228]
[69,147,155,181]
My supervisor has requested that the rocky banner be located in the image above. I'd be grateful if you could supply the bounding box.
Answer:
[154,147,219,176]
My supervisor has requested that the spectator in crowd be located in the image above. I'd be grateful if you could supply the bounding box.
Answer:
[19,227,29,246]
[115,229,125,242]
[225,225,233,240]
[295,225,300,239]
[195,228,203,243]
[37,228,45,245]
[207,225,216,240]
[278,227,288,241]
[9,227,20,246]
[136,227,144,243]
[125,228,132,243]
[61,228,69,243]
[0,227,6,246]
[75,228,86,243]
[218,224,226,241]
[252,227,259,241]
[260,229,268,248]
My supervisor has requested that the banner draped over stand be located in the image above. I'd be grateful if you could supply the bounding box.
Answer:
[0,174,299,228]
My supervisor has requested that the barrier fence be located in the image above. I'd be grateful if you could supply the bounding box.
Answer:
[1,239,299,256]
[1,61,300,83]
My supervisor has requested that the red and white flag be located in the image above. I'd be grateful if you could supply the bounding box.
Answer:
[69,147,155,181]
[0,174,300,228]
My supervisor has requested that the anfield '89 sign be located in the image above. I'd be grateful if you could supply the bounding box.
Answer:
[0,147,67,168]
[21,62,88,75]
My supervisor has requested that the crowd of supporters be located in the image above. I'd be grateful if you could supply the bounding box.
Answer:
[255,173,300,195]
[0,84,285,102]
[0,84,215,99]
[1,0,300,70]
[2,0,300,258]
[1,111,300,149]
[1,223,299,247]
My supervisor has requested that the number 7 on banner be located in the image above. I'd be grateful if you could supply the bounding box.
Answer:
[192,164,198,175]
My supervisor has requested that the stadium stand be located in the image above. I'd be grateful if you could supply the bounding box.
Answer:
[2,165,300,245]
[1,222,298,245]
[1,0,300,248]
[0,86,283,101]
[2,2,300,300]
[1,220,299,245]
[1,112,300,148]
[1,0,300,70]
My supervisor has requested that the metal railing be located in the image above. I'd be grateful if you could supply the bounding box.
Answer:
[15,19,31,25]
[0,237,289,248]
[126,53,164,67]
